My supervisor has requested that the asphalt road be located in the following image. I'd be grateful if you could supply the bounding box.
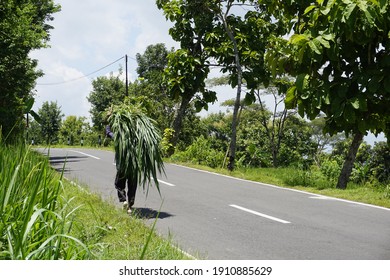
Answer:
[38,147,390,260]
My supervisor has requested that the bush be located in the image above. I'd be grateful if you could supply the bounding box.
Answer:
[171,136,224,168]
[320,158,341,181]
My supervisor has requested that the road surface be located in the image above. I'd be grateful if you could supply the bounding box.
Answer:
[38,148,390,260]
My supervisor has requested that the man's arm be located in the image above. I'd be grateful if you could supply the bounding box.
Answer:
[106,125,114,139]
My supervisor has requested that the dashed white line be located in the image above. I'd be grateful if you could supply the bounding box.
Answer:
[230,204,291,224]
[69,150,100,160]
[158,179,175,187]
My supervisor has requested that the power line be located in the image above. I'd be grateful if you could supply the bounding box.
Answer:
[37,55,130,86]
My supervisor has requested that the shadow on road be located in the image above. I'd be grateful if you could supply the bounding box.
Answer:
[134,207,173,220]
[48,155,87,173]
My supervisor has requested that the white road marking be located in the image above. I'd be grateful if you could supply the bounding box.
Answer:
[310,196,335,200]
[69,150,100,160]
[171,164,390,212]
[158,179,175,187]
[230,204,291,224]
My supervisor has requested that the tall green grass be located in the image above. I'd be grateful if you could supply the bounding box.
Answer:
[0,141,88,259]
[0,139,190,260]
[61,182,191,260]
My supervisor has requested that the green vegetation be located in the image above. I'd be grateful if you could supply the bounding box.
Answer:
[0,140,189,260]
[2,0,389,260]
[0,0,60,143]
[0,140,87,259]
[61,180,190,260]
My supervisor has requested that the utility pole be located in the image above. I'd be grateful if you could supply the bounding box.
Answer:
[125,54,129,96]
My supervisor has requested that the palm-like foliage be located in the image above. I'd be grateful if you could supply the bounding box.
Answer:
[108,104,165,194]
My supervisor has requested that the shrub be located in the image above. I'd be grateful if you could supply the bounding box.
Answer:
[320,159,341,181]
[171,135,224,168]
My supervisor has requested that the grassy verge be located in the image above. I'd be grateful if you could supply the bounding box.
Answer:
[0,141,189,260]
[168,161,390,209]
[61,180,191,260]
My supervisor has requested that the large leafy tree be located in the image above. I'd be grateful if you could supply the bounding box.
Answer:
[265,0,390,189]
[133,44,176,132]
[38,101,63,144]
[157,0,218,147]
[0,0,60,142]
[87,72,126,131]
[59,116,90,145]
[157,0,281,170]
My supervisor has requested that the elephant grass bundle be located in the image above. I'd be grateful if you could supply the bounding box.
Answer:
[108,105,165,194]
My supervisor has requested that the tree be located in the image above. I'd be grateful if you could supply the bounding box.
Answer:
[157,0,281,170]
[38,101,63,144]
[254,84,296,167]
[87,72,126,131]
[157,0,217,147]
[309,116,344,166]
[265,0,390,189]
[369,142,390,183]
[59,116,90,145]
[133,44,176,132]
[0,0,60,142]
[136,43,170,78]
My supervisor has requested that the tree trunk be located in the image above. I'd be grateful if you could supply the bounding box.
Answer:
[170,94,192,152]
[336,132,364,189]
[222,11,242,172]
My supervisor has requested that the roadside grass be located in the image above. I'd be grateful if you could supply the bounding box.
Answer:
[169,161,390,209]
[0,142,88,259]
[61,180,191,260]
[0,141,189,260]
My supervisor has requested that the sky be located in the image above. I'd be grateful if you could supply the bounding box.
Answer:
[30,0,385,144]
[31,0,179,118]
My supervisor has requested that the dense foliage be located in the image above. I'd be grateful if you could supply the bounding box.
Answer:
[0,0,60,143]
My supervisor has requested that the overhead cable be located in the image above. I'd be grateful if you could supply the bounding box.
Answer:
[37,55,128,86]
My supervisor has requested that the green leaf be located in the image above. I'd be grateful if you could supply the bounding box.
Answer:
[308,39,322,55]
[332,99,345,118]
[344,105,356,123]
[298,100,305,118]
[304,5,316,15]
[29,110,42,124]
[285,86,297,109]
[357,1,375,26]
[290,34,309,46]
[296,74,309,92]
[318,36,331,48]
[350,97,360,109]
[23,97,35,113]
[320,6,331,16]
[358,119,367,133]
[342,3,357,22]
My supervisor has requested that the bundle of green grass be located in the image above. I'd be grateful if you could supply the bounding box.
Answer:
[107,104,164,193]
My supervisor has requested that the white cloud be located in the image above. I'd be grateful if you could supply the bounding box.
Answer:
[31,0,176,121]
[34,61,92,119]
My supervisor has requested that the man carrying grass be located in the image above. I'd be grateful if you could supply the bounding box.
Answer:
[105,104,164,215]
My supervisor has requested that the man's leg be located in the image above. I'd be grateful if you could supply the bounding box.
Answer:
[127,178,138,208]
[115,171,127,203]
